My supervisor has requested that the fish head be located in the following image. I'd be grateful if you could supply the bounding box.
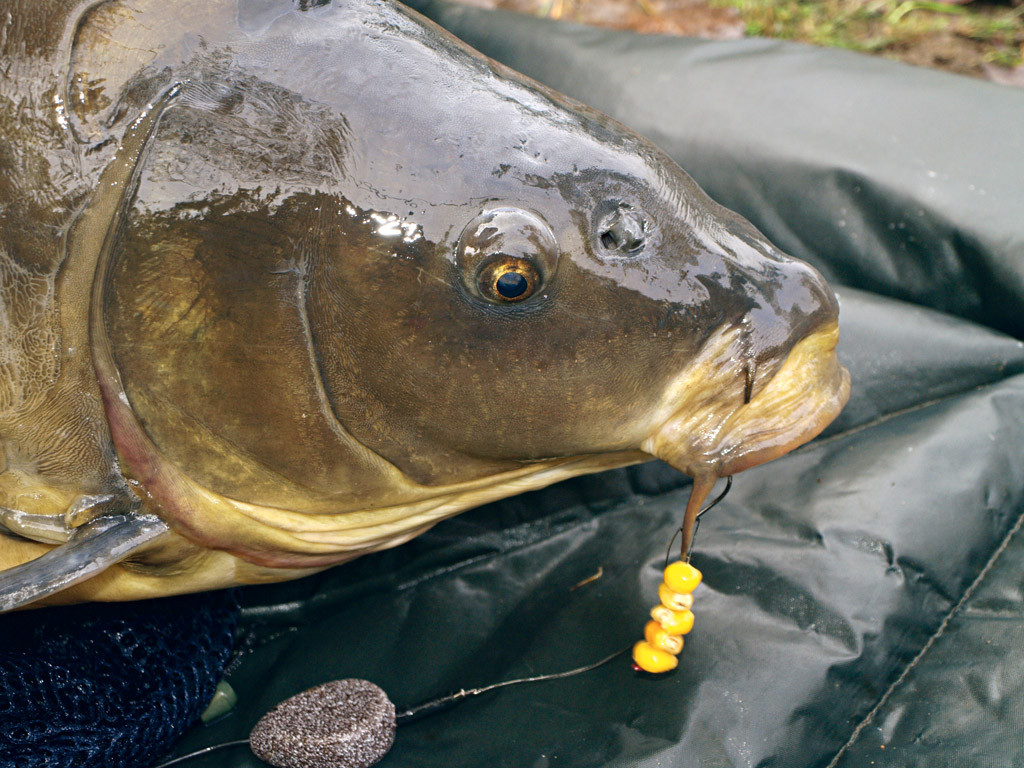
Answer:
[306,98,849,492]
[28,0,851,599]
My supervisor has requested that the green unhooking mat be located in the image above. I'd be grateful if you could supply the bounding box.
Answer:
[149,3,1024,766]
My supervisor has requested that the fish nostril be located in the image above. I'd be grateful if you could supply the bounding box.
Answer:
[597,204,647,255]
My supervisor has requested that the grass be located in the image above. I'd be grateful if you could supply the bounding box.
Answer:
[707,0,1024,72]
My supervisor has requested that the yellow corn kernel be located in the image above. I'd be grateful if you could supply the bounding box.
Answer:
[658,582,694,611]
[651,605,695,635]
[663,561,702,594]
[644,620,684,655]
[632,640,679,673]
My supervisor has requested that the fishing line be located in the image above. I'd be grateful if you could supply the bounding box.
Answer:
[151,740,250,768]
[664,475,733,568]
[662,364,749,568]
[632,474,733,674]
[151,645,630,768]
[395,644,629,723]
[154,472,737,767]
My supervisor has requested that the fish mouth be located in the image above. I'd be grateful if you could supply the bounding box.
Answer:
[642,321,850,481]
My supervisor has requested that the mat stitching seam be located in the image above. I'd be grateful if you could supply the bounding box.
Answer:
[825,504,1024,768]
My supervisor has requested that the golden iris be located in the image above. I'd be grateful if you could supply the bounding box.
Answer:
[477,257,540,303]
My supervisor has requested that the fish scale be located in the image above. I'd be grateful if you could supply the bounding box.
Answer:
[0,0,847,609]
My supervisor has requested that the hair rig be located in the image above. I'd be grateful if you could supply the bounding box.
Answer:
[632,475,733,674]
[155,479,732,767]
[152,646,630,768]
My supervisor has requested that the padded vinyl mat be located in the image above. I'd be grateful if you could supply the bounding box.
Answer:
[18,2,1024,767]
[157,4,1024,766]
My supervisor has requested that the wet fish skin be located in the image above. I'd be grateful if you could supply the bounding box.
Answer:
[0,0,848,604]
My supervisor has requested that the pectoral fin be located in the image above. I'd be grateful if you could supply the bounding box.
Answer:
[0,515,169,612]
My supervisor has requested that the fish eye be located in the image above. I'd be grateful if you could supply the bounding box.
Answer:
[597,203,647,255]
[476,256,540,302]
[456,207,558,305]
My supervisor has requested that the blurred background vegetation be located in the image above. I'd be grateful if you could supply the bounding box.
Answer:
[455,0,1024,84]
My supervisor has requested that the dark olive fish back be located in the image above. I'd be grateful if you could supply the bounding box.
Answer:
[0,0,847,605]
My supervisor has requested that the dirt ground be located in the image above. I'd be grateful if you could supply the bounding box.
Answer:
[455,0,1024,85]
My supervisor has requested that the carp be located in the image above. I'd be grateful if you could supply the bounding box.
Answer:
[0,0,849,608]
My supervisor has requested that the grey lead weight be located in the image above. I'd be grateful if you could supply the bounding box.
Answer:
[250,680,396,768]
[151,648,628,768]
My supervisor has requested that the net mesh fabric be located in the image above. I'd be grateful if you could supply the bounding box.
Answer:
[0,590,238,768]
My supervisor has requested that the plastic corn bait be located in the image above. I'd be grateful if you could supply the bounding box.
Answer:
[650,605,694,635]
[631,638,679,673]
[632,561,702,673]
[644,620,683,654]
[658,582,693,611]
[664,561,702,594]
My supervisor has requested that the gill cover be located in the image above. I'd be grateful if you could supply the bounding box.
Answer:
[0,0,846,607]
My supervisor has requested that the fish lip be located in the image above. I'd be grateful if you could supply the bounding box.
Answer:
[716,343,849,476]
[642,321,850,479]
